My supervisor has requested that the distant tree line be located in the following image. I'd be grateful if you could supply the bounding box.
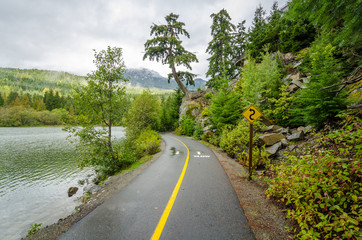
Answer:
[0,89,74,126]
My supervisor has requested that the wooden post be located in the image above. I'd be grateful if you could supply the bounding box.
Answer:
[248,123,253,180]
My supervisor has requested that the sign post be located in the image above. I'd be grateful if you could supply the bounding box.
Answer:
[242,105,262,180]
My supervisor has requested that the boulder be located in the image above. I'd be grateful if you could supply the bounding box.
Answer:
[287,131,305,141]
[292,79,307,89]
[259,133,286,146]
[260,125,283,133]
[304,125,314,133]
[276,127,290,135]
[266,142,282,156]
[293,61,302,68]
[290,73,301,81]
[281,138,289,147]
[187,90,204,100]
[288,83,299,93]
[68,187,78,197]
[83,184,101,194]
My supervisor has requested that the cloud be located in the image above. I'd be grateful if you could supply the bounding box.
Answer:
[0,0,288,79]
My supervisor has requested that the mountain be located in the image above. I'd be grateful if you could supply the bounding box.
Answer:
[124,68,206,90]
[0,67,207,95]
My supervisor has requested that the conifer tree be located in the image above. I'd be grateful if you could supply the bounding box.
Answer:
[247,5,267,59]
[144,13,198,95]
[206,9,236,89]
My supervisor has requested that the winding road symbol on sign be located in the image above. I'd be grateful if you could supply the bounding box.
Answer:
[242,105,262,123]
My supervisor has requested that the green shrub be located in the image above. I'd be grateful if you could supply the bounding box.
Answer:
[209,89,241,131]
[192,123,204,140]
[265,113,361,239]
[135,128,161,156]
[219,120,269,169]
[178,116,195,136]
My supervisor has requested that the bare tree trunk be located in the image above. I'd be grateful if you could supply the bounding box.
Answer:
[171,64,188,95]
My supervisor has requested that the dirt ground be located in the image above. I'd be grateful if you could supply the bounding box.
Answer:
[26,139,293,240]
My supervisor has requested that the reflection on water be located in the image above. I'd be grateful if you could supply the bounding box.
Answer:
[0,127,124,240]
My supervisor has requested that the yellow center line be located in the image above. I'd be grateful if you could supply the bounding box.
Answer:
[150,136,190,240]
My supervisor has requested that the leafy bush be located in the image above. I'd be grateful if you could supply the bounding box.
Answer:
[135,128,161,156]
[192,123,204,140]
[125,90,161,139]
[177,116,195,136]
[219,120,269,169]
[265,114,361,239]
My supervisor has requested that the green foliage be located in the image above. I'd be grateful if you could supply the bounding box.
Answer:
[209,89,241,131]
[0,105,71,126]
[26,223,42,237]
[265,113,361,239]
[235,51,282,107]
[125,90,161,139]
[0,67,83,95]
[0,93,4,107]
[144,13,198,94]
[192,122,204,140]
[287,0,362,61]
[290,43,347,128]
[135,128,161,156]
[177,116,195,136]
[65,46,128,176]
[206,9,236,88]
[246,4,267,60]
[264,85,294,126]
[219,120,269,169]
[159,89,184,132]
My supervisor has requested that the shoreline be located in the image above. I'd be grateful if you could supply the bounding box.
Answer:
[24,139,166,240]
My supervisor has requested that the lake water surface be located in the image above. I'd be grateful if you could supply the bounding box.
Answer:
[0,127,125,240]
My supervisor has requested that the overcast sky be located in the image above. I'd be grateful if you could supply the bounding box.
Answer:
[0,0,288,79]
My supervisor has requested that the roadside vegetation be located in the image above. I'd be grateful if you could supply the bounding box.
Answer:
[169,1,361,239]
[4,0,360,239]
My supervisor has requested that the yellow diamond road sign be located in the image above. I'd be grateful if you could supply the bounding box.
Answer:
[242,105,262,123]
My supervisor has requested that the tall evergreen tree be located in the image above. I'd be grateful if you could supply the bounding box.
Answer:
[206,9,236,89]
[144,13,198,95]
[247,5,267,59]
[233,20,247,62]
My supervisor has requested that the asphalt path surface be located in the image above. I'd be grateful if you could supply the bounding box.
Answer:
[59,133,255,240]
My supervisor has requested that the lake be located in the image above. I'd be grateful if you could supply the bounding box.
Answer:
[0,127,125,240]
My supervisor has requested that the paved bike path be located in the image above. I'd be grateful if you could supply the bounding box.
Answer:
[59,133,254,239]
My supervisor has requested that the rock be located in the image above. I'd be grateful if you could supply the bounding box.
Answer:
[287,83,299,93]
[261,125,283,133]
[288,145,296,151]
[292,79,307,89]
[304,125,314,133]
[259,133,286,146]
[283,74,292,84]
[228,79,237,88]
[68,187,78,197]
[187,90,204,100]
[281,138,289,147]
[290,73,301,81]
[293,61,302,68]
[266,142,282,156]
[88,185,101,194]
[301,77,311,85]
[297,126,305,132]
[276,127,290,135]
[287,131,305,141]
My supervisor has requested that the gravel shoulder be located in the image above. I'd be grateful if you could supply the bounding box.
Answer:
[26,137,293,240]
